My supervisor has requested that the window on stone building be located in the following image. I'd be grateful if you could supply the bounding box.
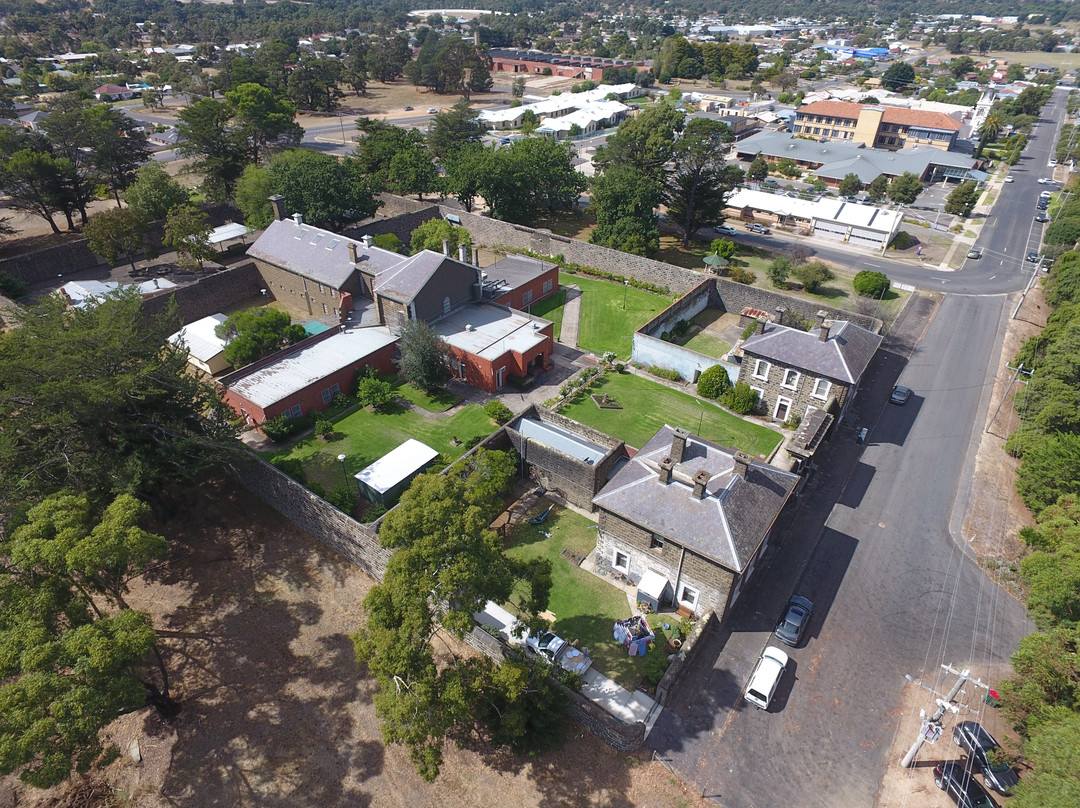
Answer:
[679,585,699,608]
[752,360,770,381]
[811,378,831,400]
[650,534,664,551]
[613,550,629,574]
[782,369,800,390]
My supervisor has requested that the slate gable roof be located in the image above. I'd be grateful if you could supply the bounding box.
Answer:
[741,320,882,384]
[592,425,799,573]
[373,250,459,304]
[247,218,402,289]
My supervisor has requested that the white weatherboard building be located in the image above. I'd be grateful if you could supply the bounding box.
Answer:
[727,189,903,248]
[353,438,439,507]
[169,313,232,375]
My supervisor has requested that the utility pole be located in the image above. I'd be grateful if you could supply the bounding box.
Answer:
[899,665,989,768]
[985,362,1032,434]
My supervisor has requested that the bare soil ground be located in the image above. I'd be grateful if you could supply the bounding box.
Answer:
[0,476,710,808]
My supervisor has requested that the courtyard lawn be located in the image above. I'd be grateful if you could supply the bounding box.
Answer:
[503,502,668,690]
[263,402,495,493]
[389,378,461,412]
[560,273,671,359]
[529,288,566,341]
[558,371,781,456]
[680,329,731,358]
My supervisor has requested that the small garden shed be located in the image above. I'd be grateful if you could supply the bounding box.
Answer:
[353,438,439,507]
[635,570,671,613]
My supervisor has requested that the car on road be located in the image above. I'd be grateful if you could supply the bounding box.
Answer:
[890,384,913,405]
[1037,201,1049,210]
[967,247,982,259]
[714,224,737,235]
[1004,175,1014,183]
[774,596,813,647]
[952,722,1020,795]
[1040,189,1052,198]
[762,178,779,187]
[1050,158,1058,166]
[1037,177,1049,184]
[499,137,511,144]
[427,108,438,114]
[745,223,771,234]
[1035,212,1050,223]
[933,761,998,808]
[1027,251,1041,262]
[403,106,413,111]
[744,646,788,710]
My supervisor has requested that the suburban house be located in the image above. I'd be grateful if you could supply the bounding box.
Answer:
[169,313,232,376]
[737,313,883,422]
[93,82,134,101]
[792,100,962,152]
[219,324,398,426]
[591,425,800,621]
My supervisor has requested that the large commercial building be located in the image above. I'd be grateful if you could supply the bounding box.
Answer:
[793,100,963,152]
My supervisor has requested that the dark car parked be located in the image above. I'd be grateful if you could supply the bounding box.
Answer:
[934,761,997,808]
[774,595,813,647]
[953,722,1020,795]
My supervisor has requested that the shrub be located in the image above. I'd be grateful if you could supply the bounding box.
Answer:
[697,365,732,399]
[647,365,682,382]
[270,456,307,484]
[315,418,334,439]
[484,400,513,424]
[262,414,301,442]
[642,644,671,686]
[356,367,393,410]
[326,484,356,514]
[767,257,792,288]
[741,321,760,340]
[372,233,405,254]
[729,266,757,284]
[721,382,759,414]
[0,272,27,299]
[853,270,891,298]
[791,261,835,293]
[889,230,915,250]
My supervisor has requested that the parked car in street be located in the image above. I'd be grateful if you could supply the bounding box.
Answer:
[967,247,982,259]
[1027,251,1041,262]
[1049,157,1058,166]
[774,595,813,647]
[714,224,737,235]
[1035,212,1050,223]
[952,722,1020,795]
[745,223,771,234]
[427,108,438,114]
[1004,175,1014,183]
[743,646,788,710]
[890,385,912,405]
[934,761,997,808]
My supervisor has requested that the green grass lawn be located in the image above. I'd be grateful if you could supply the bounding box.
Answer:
[263,402,495,492]
[680,329,731,358]
[389,378,461,412]
[559,272,671,359]
[504,502,668,690]
[558,371,781,456]
[529,289,566,341]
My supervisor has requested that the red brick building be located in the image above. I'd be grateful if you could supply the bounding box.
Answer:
[219,325,397,426]
[488,48,642,81]
[483,254,560,311]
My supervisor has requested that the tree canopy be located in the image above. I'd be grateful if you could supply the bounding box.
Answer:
[395,318,451,394]
[215,308,306,368]
[665,118,741,248]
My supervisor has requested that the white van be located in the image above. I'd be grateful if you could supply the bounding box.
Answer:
[744,646,789,710]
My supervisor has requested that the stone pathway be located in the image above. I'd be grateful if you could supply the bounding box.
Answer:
[560,284,582,348]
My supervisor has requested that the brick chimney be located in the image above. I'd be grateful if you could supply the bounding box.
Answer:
[670,426,690,463]
[756,318,766,335]
[775,305,786,326]
[732,451,751,479]
[692,469,710,500]
[818,320,831,341]
[268,194,286,221]
[658,457,674,484]
[815,309,828,328]
[472,246,479,266]
[347,242,358,263]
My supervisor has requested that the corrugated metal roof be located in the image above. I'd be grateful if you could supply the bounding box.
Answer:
[225,325,397,408]
[169,313,228,363]
[354,438,438,494]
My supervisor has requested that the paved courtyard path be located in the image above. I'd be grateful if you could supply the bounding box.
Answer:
[559,284,582,348]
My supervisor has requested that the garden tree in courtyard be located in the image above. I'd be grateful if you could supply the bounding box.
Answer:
[123,163,189,222]
[887,172,923,205]
[665,118,742,248]
[215,308,307,368]
[353,455,561,782]
[409,218,472,255]
[588,164,662,256]
[838,173,863,197]
[747,155,769,183]
[0,493,176,788]
[0,288,239,510]
[388,146,439,200]
[945,180,979,217]
[867,174,889,203]
[395,318,451,395]
[163,204,215,270]
[83,207,153,271]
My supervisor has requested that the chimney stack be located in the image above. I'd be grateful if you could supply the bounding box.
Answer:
[815,309,828,328]
[818,320,831,341]
[671,426,690,464]
[692,469,710,500]
[442,239,450,256]
[775,305,786,326]
[362,234,373,248]
[658,457,674,484]
[347,242,358,264]
[292,212,303,226]
[732,451,751,479]
[472,246,479,266]
[756,318,766,335]
[458,243,469,262]
[268,194,286,221]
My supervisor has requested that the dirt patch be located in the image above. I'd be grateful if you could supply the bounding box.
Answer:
[961,287,1048,596]
[2,475,710,808]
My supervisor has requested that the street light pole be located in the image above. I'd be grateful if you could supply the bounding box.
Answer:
[337,454,349,489]
[622,279,629,310]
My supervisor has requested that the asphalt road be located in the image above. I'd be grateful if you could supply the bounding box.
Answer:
[649,292,1032,807]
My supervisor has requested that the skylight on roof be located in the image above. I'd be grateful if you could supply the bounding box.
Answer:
[327,239,340,250]
[294,228,307,240]
[310,233,324,245]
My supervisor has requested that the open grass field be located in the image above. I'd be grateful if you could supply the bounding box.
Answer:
[984,51,1080,70]
[559,272,672,358]
[503,502,669,690]
[558,371,782,456]
[263,402,495,493]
